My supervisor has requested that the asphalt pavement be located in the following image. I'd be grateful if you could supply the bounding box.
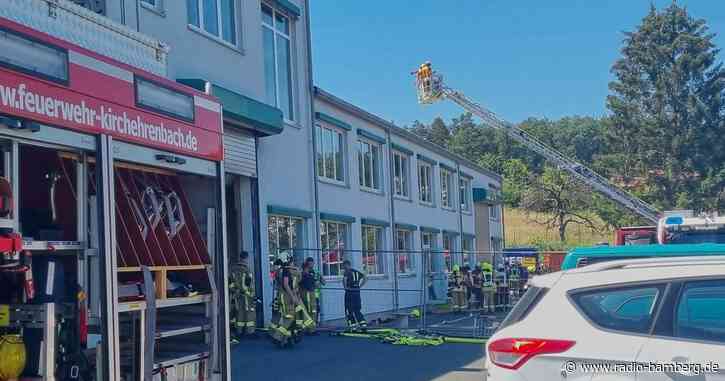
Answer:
[230,333,486,381]
[231,312,496,381]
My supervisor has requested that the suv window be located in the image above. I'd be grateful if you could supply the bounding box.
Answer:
[498,286,547,331]
[572,285,664,334]
[675,280,725,344]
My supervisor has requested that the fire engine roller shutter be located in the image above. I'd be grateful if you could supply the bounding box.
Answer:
[224,127,257,177]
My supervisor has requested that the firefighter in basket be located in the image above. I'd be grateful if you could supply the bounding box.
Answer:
[448,264,468,312]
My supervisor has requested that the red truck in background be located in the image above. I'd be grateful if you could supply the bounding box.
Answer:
[614,211,725,245]
[614,226,658,245]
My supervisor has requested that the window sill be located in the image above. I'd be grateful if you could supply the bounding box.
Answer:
[419,201,436,208]
[284,119,300,129]
[442,206,457,213]
[187,25,244,55]
[393,194,412,202]
[140,1,166,17]
[360,187,384,196]
[318,177,348,189]
[365,274,388,280]
[397,272,416,278]
[461,210,472,216]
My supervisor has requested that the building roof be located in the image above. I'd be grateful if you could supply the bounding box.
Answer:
[313,87,502,182]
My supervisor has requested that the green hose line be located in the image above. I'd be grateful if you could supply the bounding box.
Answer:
[443,337,488,345]
[332,328,485,346]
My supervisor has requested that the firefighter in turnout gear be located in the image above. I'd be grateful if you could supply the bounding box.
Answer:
[481,262,496,313]
[470,265,483,308]
[508,263,521,297]
[342,260,367,332]
[300,257,324,334]
[448,265,467,312]
[269,252,298,347]
[289,259,316,335]
[229,251,256,338]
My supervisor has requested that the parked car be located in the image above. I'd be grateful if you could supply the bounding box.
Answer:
[561,243,725,270]
[485,256,725,380]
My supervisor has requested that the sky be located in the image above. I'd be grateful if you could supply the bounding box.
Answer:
[310,1,725,127]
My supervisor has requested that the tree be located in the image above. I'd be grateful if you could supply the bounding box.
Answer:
[408,120,431,142]
[521,167,598,241]
[501,159,530,207]
[607,3,725,212]
[428,117,451,148]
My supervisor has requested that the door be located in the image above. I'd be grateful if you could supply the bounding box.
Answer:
[636,279,725,381]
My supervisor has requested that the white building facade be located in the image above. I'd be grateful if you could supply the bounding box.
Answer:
[312,88,504,321]
[53,0,503,324]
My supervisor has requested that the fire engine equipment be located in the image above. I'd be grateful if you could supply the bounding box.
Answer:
[0,334,27,380]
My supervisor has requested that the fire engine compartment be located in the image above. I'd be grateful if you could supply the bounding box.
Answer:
[0,139,221,380]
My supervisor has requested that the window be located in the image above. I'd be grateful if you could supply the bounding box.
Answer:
[316,125,345,182]
[187,0,237,44]
[462,237,473,266]
[395,229,414,273]
[490,204,500,220]
[491,237,503,254]
[358,140,381,191]
[675,280,725,343]
[0,28,68,84]
[440,169,453,209]
[442,234,455,272]
[362,225,385,275]
[136,77,195,121]
[572,285,664,334]
[392,151,409,198]
[141,0,163,13]
[262,4,294,121]
[320,221,348,277]
[268,215,304,268]
[418,163,433,204]
[498,286,548,331]
[459,178,471,212]
[421,231,436,274]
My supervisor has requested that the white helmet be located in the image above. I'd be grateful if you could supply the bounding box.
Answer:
[277,250,291,263]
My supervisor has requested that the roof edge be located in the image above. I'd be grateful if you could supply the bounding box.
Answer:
[314,87,503,182]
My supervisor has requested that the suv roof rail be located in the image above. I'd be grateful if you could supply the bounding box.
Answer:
[566,255,725,273]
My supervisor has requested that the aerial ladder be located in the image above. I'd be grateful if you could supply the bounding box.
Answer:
[414,62,661,224]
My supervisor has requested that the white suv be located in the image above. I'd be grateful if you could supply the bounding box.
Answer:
[485,256,725,380]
